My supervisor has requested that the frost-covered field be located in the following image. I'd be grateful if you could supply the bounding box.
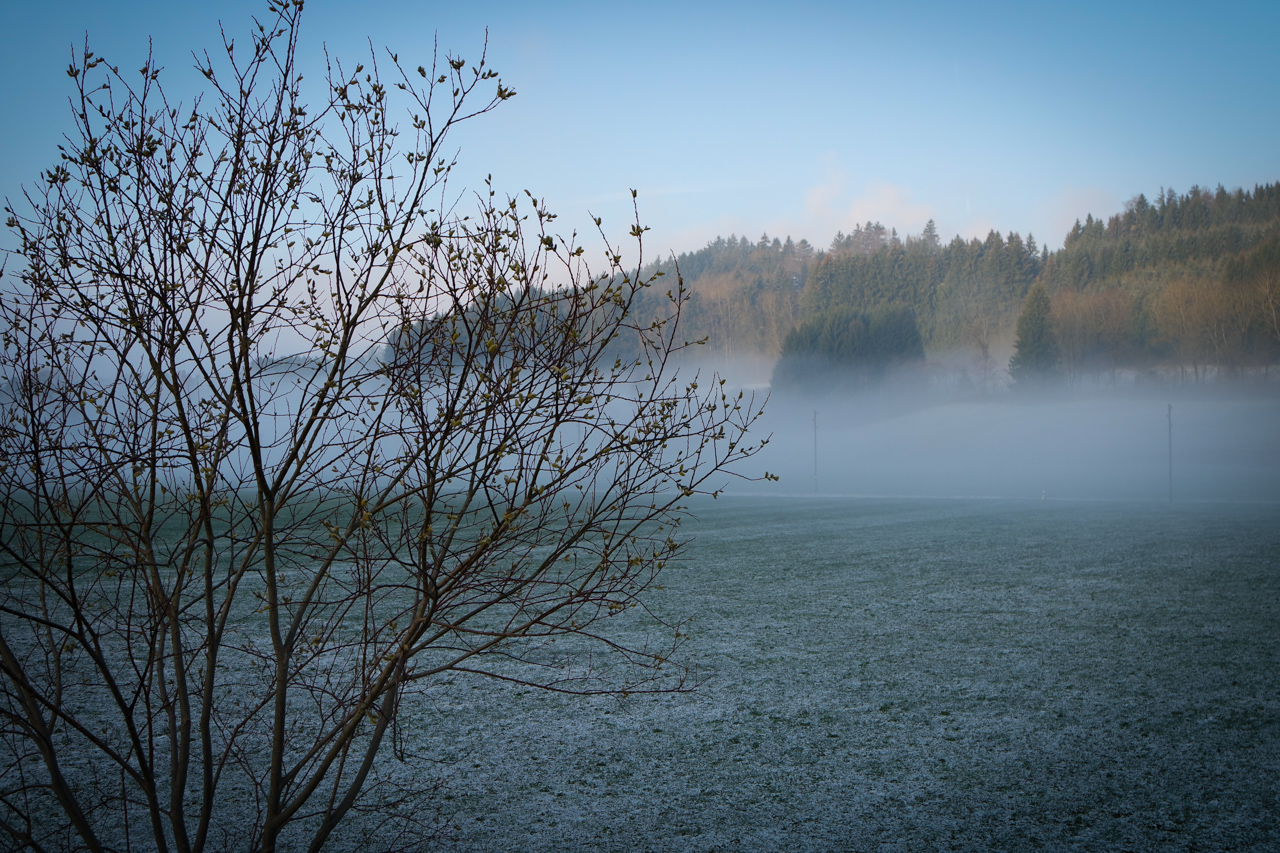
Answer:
[414,496,1280,852]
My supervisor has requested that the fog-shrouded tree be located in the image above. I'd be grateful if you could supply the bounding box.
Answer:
[0,4,768,851]
[1008,282,1059,388]
[770,304,925,391]
[1153,276,1214,382]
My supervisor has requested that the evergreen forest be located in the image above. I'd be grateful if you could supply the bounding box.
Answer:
[635,183,1280,389]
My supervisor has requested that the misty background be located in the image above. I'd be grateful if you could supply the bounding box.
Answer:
[745,386,1280,503]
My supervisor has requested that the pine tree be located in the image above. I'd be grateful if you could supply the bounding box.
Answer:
[1009,282,1059,387]
[921,219,940,249]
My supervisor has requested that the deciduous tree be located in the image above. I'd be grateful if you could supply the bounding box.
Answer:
[0,5,765,850]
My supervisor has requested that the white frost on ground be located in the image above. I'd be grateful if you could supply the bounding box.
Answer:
[384,496,1280,852]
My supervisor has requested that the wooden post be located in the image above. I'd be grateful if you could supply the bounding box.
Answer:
[1167,404,1173,503]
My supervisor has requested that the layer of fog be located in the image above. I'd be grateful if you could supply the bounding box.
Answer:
[704,362,1280,504]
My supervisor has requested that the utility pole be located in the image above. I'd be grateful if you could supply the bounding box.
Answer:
[1167,404,1173,503]
[813,410,818,494]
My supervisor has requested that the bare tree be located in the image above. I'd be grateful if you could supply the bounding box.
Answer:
[1049,287,1134,385]
[1154,276,1212,382]
[1254,269,1280,375]
[1048,287,1093,385]
[1202,282,1253,377]
[0,4,767,851]
[1093,288,1134,382]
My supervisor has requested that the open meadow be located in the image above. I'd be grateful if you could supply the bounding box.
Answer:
[407,495,1280,852]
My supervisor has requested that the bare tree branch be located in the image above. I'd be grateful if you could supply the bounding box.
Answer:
[0,4,767,851]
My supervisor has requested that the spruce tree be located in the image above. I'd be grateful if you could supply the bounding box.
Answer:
[1009,282,1059,387]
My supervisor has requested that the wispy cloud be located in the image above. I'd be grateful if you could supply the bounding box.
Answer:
[793,157,935,243]
[1034,185,1119,248]
[955,216,996,242]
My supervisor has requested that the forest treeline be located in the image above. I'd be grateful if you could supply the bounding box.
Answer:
[638,182,1280,387]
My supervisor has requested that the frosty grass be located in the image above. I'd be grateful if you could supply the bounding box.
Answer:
[401,496,1280,852]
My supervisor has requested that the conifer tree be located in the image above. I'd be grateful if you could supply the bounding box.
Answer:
[1009,282,1059,387]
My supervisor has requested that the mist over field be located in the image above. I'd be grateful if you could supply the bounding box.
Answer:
[406,361,1280,851]
[746,382,1280,504]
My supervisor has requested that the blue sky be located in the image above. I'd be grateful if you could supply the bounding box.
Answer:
[2,1,1277,258]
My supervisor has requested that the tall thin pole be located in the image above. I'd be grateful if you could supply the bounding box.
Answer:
[1167,403,1173,503]
[813,410,818,494]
